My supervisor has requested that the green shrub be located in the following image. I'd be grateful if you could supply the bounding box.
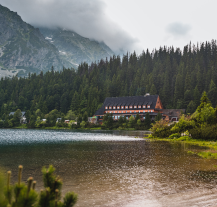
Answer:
[168,133,181,139]
[171,115,195,133]
[198,151,217,159]
[151,119,174,138]
[176,136,192,141]
[0,165,77,207]
[189,124,217,140]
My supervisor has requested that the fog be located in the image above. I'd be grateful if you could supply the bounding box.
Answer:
[0,0,140,53]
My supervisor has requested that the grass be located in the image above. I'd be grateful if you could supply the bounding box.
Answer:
[15,124,28,129]
[149,135,217,159]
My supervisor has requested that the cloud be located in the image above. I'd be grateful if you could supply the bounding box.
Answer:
[0,0,139,53]
[166,22,192,39]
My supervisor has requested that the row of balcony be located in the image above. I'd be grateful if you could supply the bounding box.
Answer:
[105,110,154,114]
[105,105,151,110]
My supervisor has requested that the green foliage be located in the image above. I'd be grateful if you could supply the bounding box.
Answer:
[144,112,151,129]
[154,112,162,122]
[65,110,76,121]
[1,40,217,120]
[13,109,22,126]
[77,114,82,126]
[0,165,77,207]
[197,151,217,159]
[128,115,135,128]
[102,113,113,129]
[189,125,217,140]
[82,112,88,122]
[171,115,195,133]
[80,121,86,128]
[150,119,173,138]
[168,133,181,139]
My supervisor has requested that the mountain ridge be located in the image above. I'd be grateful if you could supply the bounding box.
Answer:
[0,4,114,78]
[39,27,114,66]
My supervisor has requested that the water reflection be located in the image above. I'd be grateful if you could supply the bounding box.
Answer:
[0,129,217,206]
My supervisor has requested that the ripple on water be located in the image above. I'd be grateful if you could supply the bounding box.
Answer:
[0,129,217,207]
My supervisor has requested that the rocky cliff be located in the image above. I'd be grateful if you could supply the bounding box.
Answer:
[0,4,73,77]
[0,4,114,78]
[39,28,114,66]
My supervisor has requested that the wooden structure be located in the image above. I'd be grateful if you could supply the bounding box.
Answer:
[94,94,164,123]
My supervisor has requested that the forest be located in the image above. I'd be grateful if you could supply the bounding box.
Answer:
[0,40,217,123]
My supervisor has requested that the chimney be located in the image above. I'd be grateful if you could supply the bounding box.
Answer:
[145,93,150,97]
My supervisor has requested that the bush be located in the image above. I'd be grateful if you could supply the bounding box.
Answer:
[0,165,77,207]
[168,133,181,139]
[189,124,217,140]
[171,114,195,133]
[150,119,174,138]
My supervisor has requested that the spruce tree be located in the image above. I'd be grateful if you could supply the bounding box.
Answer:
[208,80,217,107]
[144,112,151,129]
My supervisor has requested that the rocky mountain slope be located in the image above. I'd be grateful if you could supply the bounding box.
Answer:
[0,4,74,78]
[0,4,114,78]
[39,28,114,66]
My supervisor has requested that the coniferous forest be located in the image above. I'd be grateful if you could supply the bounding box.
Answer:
[1,40,217,123]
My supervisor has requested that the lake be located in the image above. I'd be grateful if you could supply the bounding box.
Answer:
[0,129,217,207]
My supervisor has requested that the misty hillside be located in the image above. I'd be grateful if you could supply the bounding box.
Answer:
[39,27,114,66]
[0,4,74,78]
[0,4,114,78]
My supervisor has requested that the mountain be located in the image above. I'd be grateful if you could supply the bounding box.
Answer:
[0,4,74,78]
[39,27,114,66]
[0,4,114,78]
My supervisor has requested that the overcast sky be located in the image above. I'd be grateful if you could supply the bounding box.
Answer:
[0,0,216,54]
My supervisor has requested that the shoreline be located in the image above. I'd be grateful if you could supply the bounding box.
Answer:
[149,136,217,159]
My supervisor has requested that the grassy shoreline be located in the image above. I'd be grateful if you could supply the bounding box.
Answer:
[149,136,217,159]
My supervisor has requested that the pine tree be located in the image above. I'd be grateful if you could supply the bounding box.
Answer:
[150,84,157,95]
[208,80,217,107]
[193,86,201,108]
[144,112,151,129]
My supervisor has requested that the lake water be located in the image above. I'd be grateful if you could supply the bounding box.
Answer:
[0,129,217,207]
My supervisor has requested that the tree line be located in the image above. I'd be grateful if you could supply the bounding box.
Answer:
[0,40,217,121]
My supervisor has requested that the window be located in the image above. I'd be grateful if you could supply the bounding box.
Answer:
[138,106,141,108]
[148,110,149,112]
[121,106,124,109]
[130,111,132,113]
[122,111,123,113]
[130,106,132,109]
[115,116,117,119]
[125,106,128,109]
[113,107,116,109]
[151,110,153,112]
[143,111,145,113]
[105,107,108,109]
[117,106,120,109]
[139,111,140,113]
[147,105,150,108]
[134,106,137,108]
[126,117,128,120]
[109,107,112,109]
[110,111,112,113]
[143,105,146,108]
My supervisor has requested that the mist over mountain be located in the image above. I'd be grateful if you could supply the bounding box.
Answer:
[0,0,139,54]
[0,4,74,78]
[0,4,114,78]
[39,27,114,66]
